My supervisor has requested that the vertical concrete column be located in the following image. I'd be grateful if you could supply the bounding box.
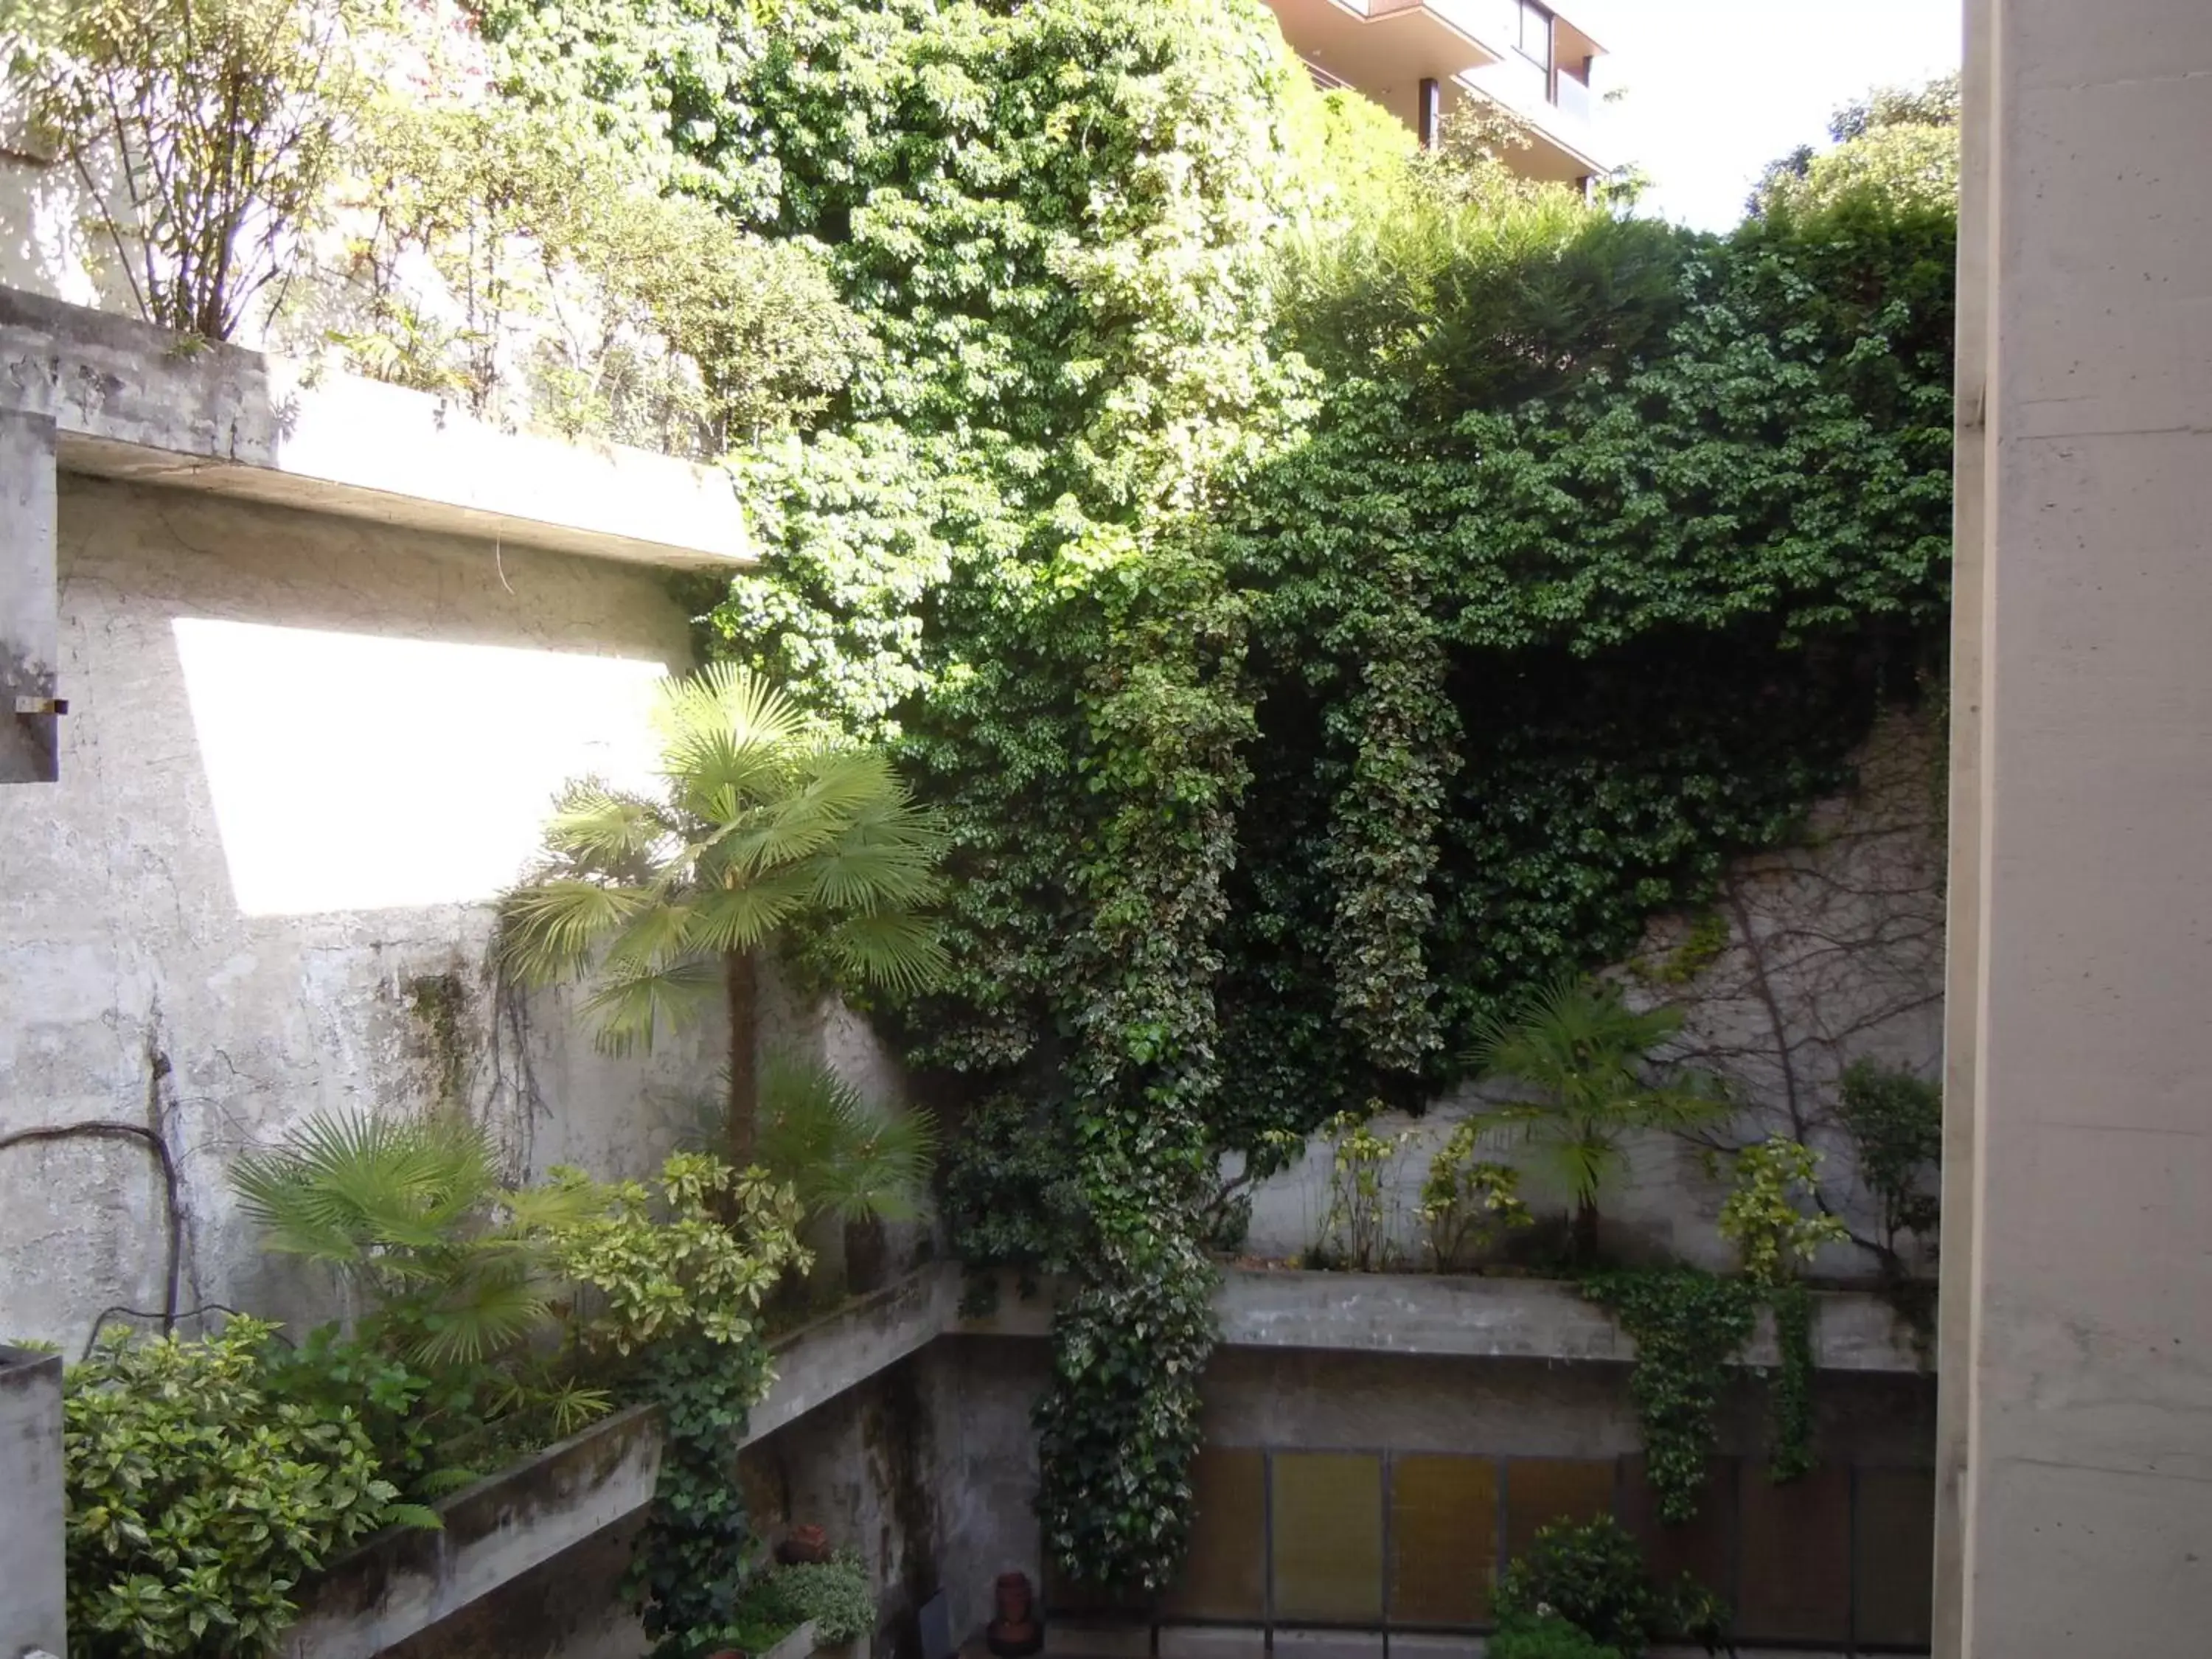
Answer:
[1941,1,2212,1652]
[0,1346,68,1658]
[0,408,61,783]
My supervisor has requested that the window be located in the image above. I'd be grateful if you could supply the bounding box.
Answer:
[1516,0,1554,76]
[1140,1447,1934,1641]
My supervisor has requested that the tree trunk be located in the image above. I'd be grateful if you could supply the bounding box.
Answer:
[1573,1195,1601,1267]
[726,947,759,1166]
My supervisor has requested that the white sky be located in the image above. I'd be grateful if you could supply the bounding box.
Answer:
[1572,0,1965,231]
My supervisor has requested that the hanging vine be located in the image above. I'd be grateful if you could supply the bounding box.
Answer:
[489,0,1958,1590]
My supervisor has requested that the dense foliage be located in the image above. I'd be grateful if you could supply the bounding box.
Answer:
[30,0,1957,1601]
[63,1320,419,1659]
[1492,1517,1729,1658]
[476,0,1955,1587]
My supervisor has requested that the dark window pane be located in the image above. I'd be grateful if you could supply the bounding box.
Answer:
[1736,1463,1851,1644]
[1853,1468,1935,1648]
[1503,1459,1616,1562]
[1162,1449,1269,1622]
[1390,1455,1500,1627]
[1272,1453,1385,1624]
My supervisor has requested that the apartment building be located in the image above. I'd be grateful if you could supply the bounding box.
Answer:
[1265,0,1613,185]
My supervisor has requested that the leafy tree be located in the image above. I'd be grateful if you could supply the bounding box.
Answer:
[8,0,391,338]
[340,93,868,450]
[1835,1060,1942,1270]
[501,664,947,1163]
[1469,978,1728,1263]
[1717,1138,1848,1289]
[1751,74,1959,218]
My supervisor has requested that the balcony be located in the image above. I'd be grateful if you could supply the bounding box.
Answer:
[1267,1,1613,182]
[1268,0,1505,134]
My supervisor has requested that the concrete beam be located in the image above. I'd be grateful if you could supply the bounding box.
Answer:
[0,410,59,783]
[286,1403,664,1659]
[960,1267,1927,1374]
[746,1264,964,1447]
[0,287,753,571]
[1942,4,2212,1651]
[0,1346,66,1659]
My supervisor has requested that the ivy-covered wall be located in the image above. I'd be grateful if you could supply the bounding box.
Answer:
[1239,707,1947,1274]
[464,0,1956,1593]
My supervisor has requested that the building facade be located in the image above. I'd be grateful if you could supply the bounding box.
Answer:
[1263,0,1613,184]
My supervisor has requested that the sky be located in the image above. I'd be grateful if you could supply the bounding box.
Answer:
[1570,0,1964,231]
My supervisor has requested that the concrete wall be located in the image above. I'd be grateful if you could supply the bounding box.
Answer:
[0,1346,67,1659]
[1939,2,2212,1653]
[0,476,728,1348]
[288,1405,664,1659]
[1241,710,1946,1278]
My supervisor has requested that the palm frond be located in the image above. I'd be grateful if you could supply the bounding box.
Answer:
[230,1113,500,1267]
[599,897,699,975]
[754,1054,939,1225]
[804,791,950,911]
[408,1265,552,1368]
[816,911,950,995]
[686,872,812,954]
[581,954,721,1054]
[714,750,897,879]
[654,664,807,814]
[500,880,651,984]
[543,785,678,873]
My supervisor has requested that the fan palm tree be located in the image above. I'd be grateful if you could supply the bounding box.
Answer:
[229,1111,593,1365]
[1467,976,1730,1265]
[754,1052,939,1229]
[500,664,948,1164]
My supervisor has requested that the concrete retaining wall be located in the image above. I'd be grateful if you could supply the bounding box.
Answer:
[0,1346,66,1659]
[285,1404,664,1659]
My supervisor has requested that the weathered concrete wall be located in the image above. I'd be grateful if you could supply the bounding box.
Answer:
[0,476,729,1347]
[0,1346,67,1659]
[1199,1345,1934,1469]
[743,1357,945,1659]
[1242,709,1945,1278]
[1941,3,2212,1654]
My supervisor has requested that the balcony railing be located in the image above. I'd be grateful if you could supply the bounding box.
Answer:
[1552,66,1593,123]
[1302,57,1354,94]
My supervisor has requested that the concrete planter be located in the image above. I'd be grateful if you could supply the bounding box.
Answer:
[0,1344,67,1659]
[283,1402,664,1659]
[962,1267,1927,1374]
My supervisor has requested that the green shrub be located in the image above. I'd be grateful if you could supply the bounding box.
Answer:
[1489,1614,1624,1659]
[741,1551,877,1646]
[1492,1517,1729,1658]
[63,1318,427,1659]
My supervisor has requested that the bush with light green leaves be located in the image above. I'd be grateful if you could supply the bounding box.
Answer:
[63,1318,428,1659]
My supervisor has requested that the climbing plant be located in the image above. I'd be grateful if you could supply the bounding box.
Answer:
[496,1,1958,1586]
[1583,1271,1759,1524]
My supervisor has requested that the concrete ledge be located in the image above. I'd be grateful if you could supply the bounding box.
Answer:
[746,1265,965,1447]
[0,287,752,569]
[0,1346,67,1659]
[963,1268,1926,1374]
[285,1402,663,1659]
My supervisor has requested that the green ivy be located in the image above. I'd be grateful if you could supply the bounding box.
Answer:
[506,0,1956,1587]
[1583,1271,1758,1525]
[628,1335,776,1659]
[1767,1281,1820,1485]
